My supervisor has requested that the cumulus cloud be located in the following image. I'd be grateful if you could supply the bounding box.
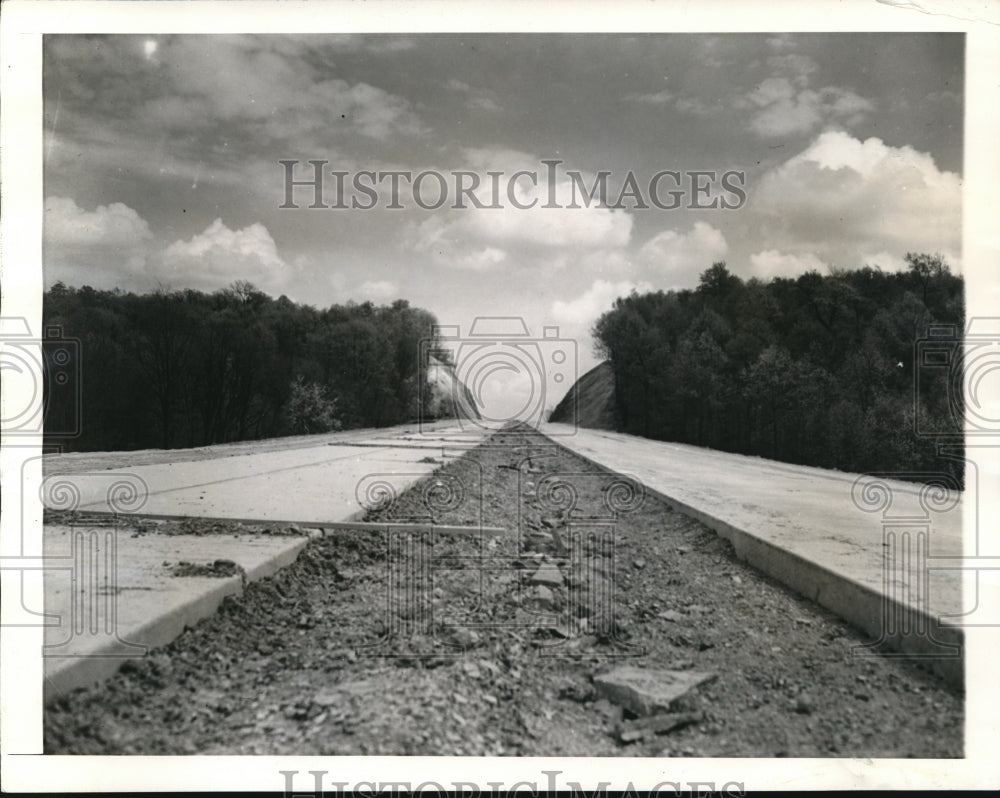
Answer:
[156,218,293,294]
[860,251,909,273]
[45,196,152,250]
[552,278,654,362]
[638,222,729,288]
[464,199,632,250]
[752,131,962,271]
[356,280,398,300]
[44,196,154,286]
[409,158,634,272]
[552,279,653,326]
[749,249,830,279]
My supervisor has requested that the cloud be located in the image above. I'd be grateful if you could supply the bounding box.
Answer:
[766,34,798,53]
[357,280,398,300]
[156,218,294,294]
[447,79,503,112]
[749,249,829,279]
[668,48,874,139]
[468,96,502,112]
[552,279,653,326]
[624,88,675,105]
[47,36,426,185]
[44,196,154,286]
[860,251,909,273]
[44,196,152,250]
[409,157,634,272]
[740,78,874,138]
[752,131,962,271]
[638,222,729,288]
[551,278,654,361]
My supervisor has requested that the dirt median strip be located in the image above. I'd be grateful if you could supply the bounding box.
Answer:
[44,423,962,757]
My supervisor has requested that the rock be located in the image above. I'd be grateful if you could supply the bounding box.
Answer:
[593,666,717,717]
[461,660,482,679]
[531,584,556,608]
[731,575,742,585]
[618,711,703,743]
[452,628,480,648]
[313,689,340,708]
[658,610,684,622]
[633,558,647,570]
[592,698,623,722]
[529,563,564,587]
[795,696,814,715]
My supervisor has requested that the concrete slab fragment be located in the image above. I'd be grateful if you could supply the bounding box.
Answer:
[594,665,717,716]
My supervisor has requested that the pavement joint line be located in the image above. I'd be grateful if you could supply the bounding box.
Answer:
[59,510,505,536]
[324,442,480,450]
[40,423,499,702]
[534,429,964,689]
[64,446,425,511]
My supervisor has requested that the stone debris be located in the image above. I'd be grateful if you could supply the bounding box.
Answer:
[451,628,481,648]
[593,665,717,717]
[617,711,703,743]
[169,559,241,578]
[529,584,556,608]
[528,563,564,587]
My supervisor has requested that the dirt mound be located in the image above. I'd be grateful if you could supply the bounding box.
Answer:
[549,361,619,430]
[427,355,482,421]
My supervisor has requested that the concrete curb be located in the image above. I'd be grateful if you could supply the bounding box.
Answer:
[43,537,311,703]
[544,433,964,689]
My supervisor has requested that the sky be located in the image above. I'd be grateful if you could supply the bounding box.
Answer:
[42,33,964,420]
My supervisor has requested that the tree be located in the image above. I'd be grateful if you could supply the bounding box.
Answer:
[284,377,341,434]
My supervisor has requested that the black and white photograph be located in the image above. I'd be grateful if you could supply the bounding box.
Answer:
[1,0,998,792]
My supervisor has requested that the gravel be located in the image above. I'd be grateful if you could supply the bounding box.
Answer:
[44,424,962,756]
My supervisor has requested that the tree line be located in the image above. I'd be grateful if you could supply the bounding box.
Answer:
[592,254,964,481]
[43,281,446,451]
